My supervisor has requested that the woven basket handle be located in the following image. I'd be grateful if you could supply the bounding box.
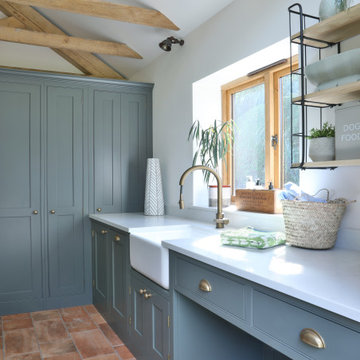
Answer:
[312,188,330,202]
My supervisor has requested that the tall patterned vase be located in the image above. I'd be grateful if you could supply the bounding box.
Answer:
[319,0,349,20]
[144,158,165,216]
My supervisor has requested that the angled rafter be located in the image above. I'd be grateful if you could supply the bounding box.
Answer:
[6,0,179,30]
[0,0,125,79]
[0,26,142,58]
[0,15,25,27]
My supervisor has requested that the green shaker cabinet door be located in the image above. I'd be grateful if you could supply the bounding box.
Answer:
[92,223,110,318]
[130,272,170,360]
[46,86,85,300]
[148,289,170,360]
[130,275,148,359]
[93,91,121,214]
[109,230,130,341]
[0,82,42,314]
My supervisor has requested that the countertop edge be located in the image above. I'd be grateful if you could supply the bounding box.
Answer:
[163,241,360,323]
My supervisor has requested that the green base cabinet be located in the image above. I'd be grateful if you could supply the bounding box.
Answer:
[170,251,360,360]
[130,270,170,360]
[91,221,170,360]
[91,222,360,360]
[92,222,130,342]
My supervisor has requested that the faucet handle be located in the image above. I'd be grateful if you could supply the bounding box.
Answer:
[215,217,229,228]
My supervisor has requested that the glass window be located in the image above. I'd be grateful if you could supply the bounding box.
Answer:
[232,83,265,189]
[222,57,300,190]
[280,73,300,185]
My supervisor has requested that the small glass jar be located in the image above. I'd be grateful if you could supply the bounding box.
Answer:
[208,185,231,207]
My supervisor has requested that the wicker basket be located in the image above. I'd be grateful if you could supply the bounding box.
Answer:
[281,197,347,250]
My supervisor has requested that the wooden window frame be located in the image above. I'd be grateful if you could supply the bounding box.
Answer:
[221,56,298,192]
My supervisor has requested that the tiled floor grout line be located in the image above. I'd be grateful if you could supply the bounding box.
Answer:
[81,306,122,360]
[58,309,85,360]
[30,312,44,360]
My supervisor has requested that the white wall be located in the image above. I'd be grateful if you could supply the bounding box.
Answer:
[131,0,360,250]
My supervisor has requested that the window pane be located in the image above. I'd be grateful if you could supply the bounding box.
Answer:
[232,84,265,189]
[280,74,300,185]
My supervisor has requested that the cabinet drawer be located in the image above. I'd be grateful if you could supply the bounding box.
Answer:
[174,256,246,324]
[252,290,360,360]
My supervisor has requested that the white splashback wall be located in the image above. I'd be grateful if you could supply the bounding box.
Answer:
[131,0,360,250]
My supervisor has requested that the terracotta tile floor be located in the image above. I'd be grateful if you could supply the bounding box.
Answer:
[0,305,135,360]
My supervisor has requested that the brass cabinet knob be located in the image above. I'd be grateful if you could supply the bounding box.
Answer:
[32,210,39,215]
[97,208,102,212]
[50,210,56,214]
[199,279,212,293]
[139,289,147,295]
[100,229,108,235]
[300,328,326,349]
[144,293,152,299]
[114,235,121,242]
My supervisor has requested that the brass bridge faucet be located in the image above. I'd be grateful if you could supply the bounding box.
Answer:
[178,165,229,229]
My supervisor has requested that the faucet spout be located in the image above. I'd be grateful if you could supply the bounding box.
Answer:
[178,165,229,229]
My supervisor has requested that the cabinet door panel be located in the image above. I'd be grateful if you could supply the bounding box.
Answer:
[94,91,121,213]
[109,230,128,338]
[121,93,150,212]
[149,292,170,360]
[0,82,42,313]
[92,224,110,316]
[130,275,147,357]
[47,86,84,298]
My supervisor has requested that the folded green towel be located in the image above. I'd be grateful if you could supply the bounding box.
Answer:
[221,227,286,249]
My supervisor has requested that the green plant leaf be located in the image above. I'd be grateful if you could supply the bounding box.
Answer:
[308,122,335,139]
[187,119,234,184]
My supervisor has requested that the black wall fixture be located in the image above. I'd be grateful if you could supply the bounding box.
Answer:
[159,36,185,51]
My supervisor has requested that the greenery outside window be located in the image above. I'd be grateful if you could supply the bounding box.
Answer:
[221,56,299,192]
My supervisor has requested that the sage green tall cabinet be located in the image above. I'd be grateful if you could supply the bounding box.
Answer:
[0,69,153,315]
[0,81,42,314]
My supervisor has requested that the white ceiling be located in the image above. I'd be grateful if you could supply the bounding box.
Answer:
[0,0,234,78]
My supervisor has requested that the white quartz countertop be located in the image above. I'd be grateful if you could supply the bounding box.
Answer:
[89,213,199,232]
[90,213,360,323]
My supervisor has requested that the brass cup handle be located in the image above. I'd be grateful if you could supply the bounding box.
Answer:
[50,210,56,214]
[114,235,121,242]
[144,293,152,299]
[300,328,326,349]
[139,289,147,295]
[100,230,108,235]
[97,208,102,212]
[32,210,39,215]
[199,279,212,293]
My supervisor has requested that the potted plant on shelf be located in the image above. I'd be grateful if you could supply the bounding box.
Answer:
[308,122,335,162]
[188,119,233,207]
[319,0,349,21]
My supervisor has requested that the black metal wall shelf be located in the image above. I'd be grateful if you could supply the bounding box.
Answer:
[288,3,360,170]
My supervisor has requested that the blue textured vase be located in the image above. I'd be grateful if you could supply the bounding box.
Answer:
[319,0,349,20]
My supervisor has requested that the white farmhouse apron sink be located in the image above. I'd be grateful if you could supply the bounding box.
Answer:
[130,224,213,289]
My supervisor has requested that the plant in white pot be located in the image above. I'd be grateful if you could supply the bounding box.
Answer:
[308,122,335,162]
[188,119,233,207]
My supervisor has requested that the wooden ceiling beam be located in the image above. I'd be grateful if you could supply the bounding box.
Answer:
[0,26,142,58]
[6,0,179,30]
[0,15,25,27]
[0,0,125,79]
